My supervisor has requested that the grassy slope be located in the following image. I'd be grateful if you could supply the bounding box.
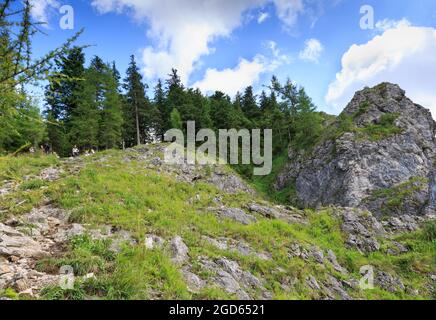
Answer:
[0,151,434,300]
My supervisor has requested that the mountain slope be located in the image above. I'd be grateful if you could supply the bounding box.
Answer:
[0,145,434,300]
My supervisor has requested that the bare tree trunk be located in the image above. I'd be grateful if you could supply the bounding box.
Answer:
[135,103,140,146]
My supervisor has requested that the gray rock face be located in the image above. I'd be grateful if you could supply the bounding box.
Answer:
[340,208,385,253]
[246,203,307,225]
[375,271,405,293]
[277,83,435,216]
[211,207,257,225]
[0,224,48,259]
[197,256,269,300]
[427,167,436,213]
[170,236,189,265]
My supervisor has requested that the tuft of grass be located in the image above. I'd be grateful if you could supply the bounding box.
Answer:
[0,155,59,181]
[422,221,436,242]
[0,288,20,300]
[358,113,403,141]
[365,177,428,215]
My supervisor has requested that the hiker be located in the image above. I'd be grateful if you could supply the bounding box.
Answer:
[72,145,80,157]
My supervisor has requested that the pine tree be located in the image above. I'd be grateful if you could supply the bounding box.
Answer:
[170,108,182,130]
[99,64,123,149]
[123,55,149,147]
[166,69,186,113]
[241,86,261,126]
[1,1,80,153]
[153,79,168,137]
[45,47,87,155]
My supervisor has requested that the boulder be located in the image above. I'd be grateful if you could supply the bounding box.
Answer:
[170,236,189,265]
[0,224,48,259]
[212,207,257,225]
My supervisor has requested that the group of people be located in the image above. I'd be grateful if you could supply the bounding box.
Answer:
[29,144,58,158]
[28,144,95,158]
[72,145,96,157]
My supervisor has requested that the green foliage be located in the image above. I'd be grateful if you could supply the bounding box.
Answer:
[422,221,436,242]
[359,113,403,141]
[366,177,428,215]
[170,108,183,131]
[0,288,19,300]
[123,55,155,147]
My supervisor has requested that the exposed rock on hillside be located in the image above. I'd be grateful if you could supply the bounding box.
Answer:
[277,83,436,216]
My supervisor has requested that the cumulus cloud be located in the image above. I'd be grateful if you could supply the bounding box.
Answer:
[91,0,311,85]
[193,41,291,97]
[92,0,270,84]
[326,23,436,117]
[192,56,267,97]
[193,41,290,96]
[299,38,323,62]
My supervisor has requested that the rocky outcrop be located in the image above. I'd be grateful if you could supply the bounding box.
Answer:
[277,83,436,217]
[427,167,436,214]
[0,204,137,297]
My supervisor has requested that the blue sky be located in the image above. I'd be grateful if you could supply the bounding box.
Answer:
[30,0,436,116]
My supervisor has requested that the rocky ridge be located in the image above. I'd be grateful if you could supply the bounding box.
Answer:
[276,83,436,217]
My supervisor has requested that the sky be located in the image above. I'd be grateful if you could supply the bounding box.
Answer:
[28,0,436,117]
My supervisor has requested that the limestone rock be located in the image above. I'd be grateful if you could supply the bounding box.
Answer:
[339,209,384,253]
[0,224,48,259]
[246,203,307,225]
[170,236,189,265]
[198,256,270,300]
[375,271,405,293]
[276,83,435,217]
[211,207,257,225]
[144,234,165,250]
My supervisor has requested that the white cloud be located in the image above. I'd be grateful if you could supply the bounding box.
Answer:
[192,56,267,97]
[375,18,410,32]
[91,0,309,84]
[29,0,60,24]
[192,41,290,96]
[91,0,269,84]
[299,38,323,62]
[257,12,269,24]
[326,23,436,117]
[273,0,305,28]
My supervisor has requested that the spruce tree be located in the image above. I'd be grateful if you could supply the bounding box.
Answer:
[123,55,149,147]
[242,86,261,126]
[45,47,86,155]
[99,63,123,149]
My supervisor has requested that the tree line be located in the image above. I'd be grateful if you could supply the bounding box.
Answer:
[0,1,326,160]
[42,46,325,158]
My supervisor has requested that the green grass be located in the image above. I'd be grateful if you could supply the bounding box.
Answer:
[358,113,403,141]
[242,150,297,204]
[0,149,433,300]
[0,154,59,181]
[365,177,428,215]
